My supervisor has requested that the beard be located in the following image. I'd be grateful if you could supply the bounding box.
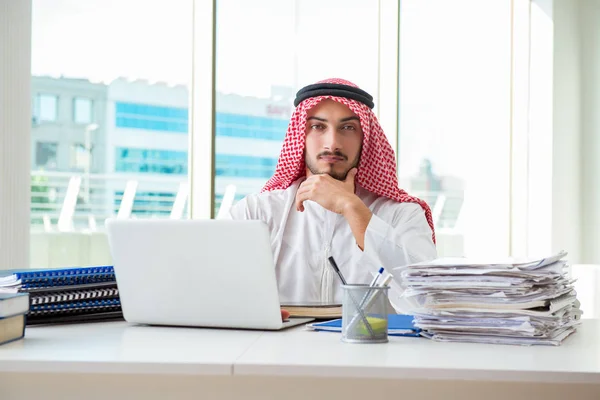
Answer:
[305,150,360,181]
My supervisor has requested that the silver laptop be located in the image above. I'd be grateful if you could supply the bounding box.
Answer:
[105,218,313,330]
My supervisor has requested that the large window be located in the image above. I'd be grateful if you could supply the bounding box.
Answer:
[31,0,193,268]
[26,0,514,270]
[214,0,380,215]
[398,0,511,257]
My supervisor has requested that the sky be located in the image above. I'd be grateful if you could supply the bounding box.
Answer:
[32,0,513,180]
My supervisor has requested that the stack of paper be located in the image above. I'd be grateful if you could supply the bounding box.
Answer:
[394,251,582,346]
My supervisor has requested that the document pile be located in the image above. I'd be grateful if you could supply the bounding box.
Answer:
[396,251,581,346]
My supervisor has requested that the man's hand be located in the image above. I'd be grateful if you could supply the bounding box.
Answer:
[296,168,373,250]
[281,308,290,321]
[295,168,359,214]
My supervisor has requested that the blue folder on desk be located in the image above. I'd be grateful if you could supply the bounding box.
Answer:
[307,314,422,337]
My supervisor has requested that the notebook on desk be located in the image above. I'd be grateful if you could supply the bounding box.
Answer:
[0,266,115,290]
[281,302,342,319]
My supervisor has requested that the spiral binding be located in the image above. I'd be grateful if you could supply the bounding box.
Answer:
[30,287,119,306]
[15,266,115,289]
[29,299,121,314]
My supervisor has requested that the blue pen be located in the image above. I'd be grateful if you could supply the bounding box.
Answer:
[359,267,384,308]
[370,267,384,287]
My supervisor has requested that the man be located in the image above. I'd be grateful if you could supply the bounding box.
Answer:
[230,78,436,312]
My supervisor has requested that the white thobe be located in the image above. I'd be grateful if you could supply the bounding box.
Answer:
[229,178,437,312]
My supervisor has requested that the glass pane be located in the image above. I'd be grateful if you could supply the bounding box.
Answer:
[214,0,379,214]
[35,142,58,168]
[36,94,58,121]
[70,143,89,170]
[31,0,193,268]
[398,0,511,257]
[73,97,93,124]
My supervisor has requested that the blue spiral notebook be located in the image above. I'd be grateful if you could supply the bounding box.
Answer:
[1,266,115,289]
[307,314,422,337]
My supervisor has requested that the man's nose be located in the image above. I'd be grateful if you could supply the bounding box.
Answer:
[323,128,341,151]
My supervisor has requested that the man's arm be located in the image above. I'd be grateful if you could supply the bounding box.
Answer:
[341,197,372,250]
[294,168,436,262]
[360,203,437,267]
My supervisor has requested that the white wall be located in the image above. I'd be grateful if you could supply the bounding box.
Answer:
[580,0,600,264]
[552,0,582,263]
[527,0,555,257]
[551,0,600,264]
[0,0,32,270]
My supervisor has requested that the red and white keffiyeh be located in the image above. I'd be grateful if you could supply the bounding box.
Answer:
[261,78,436,243]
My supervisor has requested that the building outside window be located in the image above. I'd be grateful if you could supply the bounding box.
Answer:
[30,0,193,268]
[35,142,58,169]
[73,97,93,124]
[33,94,58,122]
[70,143,90,170]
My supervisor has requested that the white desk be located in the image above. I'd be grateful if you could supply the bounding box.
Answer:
[1,320,599,400]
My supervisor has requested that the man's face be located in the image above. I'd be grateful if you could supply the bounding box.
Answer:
[304,99,363,181]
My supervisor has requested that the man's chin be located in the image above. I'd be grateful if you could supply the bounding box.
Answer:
[317,169,348,181]
[306,162,351,181]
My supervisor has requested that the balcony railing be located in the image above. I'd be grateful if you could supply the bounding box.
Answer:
[31,170,190,232]
[30,171,464,233]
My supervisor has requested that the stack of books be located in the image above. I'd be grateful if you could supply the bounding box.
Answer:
[395,251,581,346]
[0,292,29,345]
[0,266,123,325]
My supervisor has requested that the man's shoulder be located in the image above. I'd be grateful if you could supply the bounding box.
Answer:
[230,185,296,219]
[242,187,291,207]
[357,186,427,214]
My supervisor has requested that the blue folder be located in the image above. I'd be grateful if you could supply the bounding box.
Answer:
[308,314,422,337]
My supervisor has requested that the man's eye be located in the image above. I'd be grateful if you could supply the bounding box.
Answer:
[341,125,355,131]
[311,124,325,130]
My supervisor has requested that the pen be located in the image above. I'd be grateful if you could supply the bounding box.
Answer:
[364,274,393,309]
[327,256,347,285]
[370,267,385,287]
[359,267,384,308]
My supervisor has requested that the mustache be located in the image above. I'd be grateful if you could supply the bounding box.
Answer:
[317,151,348,160]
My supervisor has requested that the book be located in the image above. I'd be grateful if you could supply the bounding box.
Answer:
[281,302,342,319]
[29,286,119,306]
[24,281,117,294]
[307,314,422,337]
[0,314,26,345]
[1,267,122,325]
[0,266,115,289]
[0,293,30,318]
[27,310,124,325]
